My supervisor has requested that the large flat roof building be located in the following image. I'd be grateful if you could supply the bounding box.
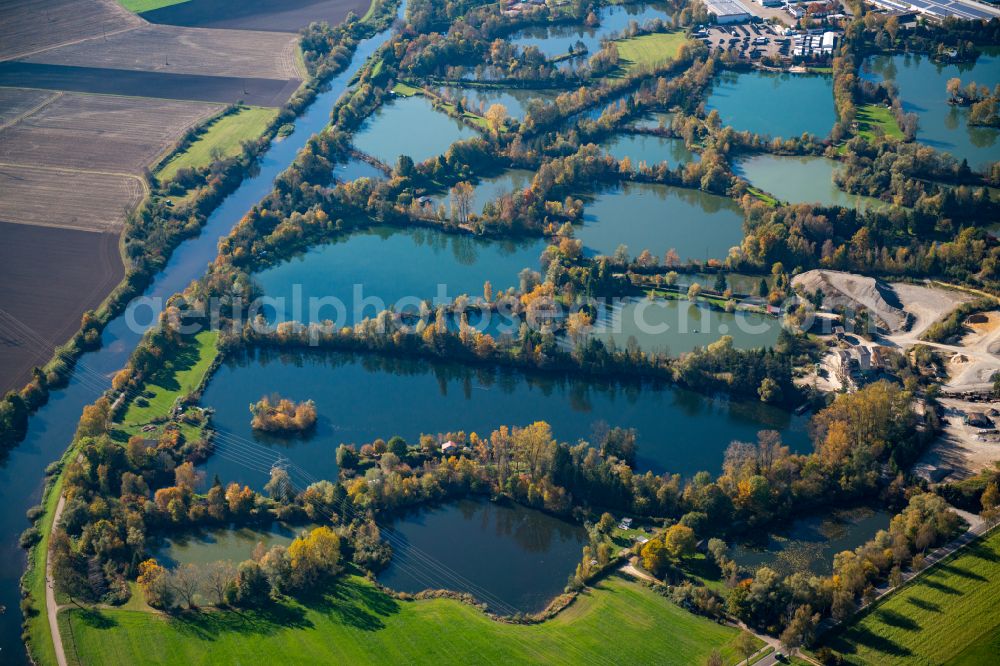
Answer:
[866,0,1000,20]
[704,0,753,23]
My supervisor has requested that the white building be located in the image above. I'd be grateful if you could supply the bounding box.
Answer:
[704,0,753,23]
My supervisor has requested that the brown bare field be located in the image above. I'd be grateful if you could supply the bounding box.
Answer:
[0,88,60,129]
[0,0,142,61]
[0,221,124,394]
[140,0,370,33]
[0,92,221,172]
[23,24,303,81]
[0,165,145,232]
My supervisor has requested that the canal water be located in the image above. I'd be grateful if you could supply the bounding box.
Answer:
[378,498,587,614]
[861,51,1000,171]
[197,348,811,490]
[0,4,408,660]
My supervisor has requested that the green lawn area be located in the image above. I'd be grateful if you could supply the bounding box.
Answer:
[157,107,277,182]
[24,473,66,666]
[120,330,218,428]
[613,32,689,76]
[58,574,755,665]
[117,0,188,12]
[856,104,904,142]
[820,528,1000,665]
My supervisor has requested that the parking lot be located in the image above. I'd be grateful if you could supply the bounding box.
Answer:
[695,22,789,61]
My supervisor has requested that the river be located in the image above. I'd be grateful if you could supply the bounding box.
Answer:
[0,3,407,661]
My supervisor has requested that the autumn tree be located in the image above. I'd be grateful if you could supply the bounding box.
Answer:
[137,559,173,608]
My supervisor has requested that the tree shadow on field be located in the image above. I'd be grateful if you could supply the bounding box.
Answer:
[302,578,400,632]
[825,626,913,658]
[905,596,941,613]
[875,609,920,632]
[935,562,986,582]
[167,602,312,641]
[150,343,200,393]
[920,577,961,595]
[74,608,118,629]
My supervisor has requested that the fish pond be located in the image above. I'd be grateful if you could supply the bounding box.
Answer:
[578,181,744,261]
[430,168,536,216]
[732,154,884,209]
[254,224,547,324]
[601,132,698,169]
[151,523,315,568]
[730,507,892,576]
[378,498,588,613]
[196,349,811,489]
[353,94,479,165]
[861,51,1000,171]
[435,86,559,119]
[510,2,671,60]
[705,70,836,139]
[588,297,783,355]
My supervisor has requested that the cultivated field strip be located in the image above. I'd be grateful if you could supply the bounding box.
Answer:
[0,221,125,393]
[0,165,145,232]
[139,0,371,33]
[0,88,60,129]
[0,0,142,61]
[0,92,222,172]
[22,24,303,81]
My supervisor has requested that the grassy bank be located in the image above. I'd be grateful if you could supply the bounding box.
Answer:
[57,574,753,665]
[856,104,904,142]
[819,527,1000,665]
[118,0,187,12]
[157,107,279,182]
[120,330,219,428]
[22,471,66,666]
[613,32,689,76]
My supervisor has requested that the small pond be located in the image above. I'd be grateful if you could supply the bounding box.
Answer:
[861,51,1000,171]
[151,523,313,568]
[601,132,698,169]
[588,297,783,355]
[378,498,587,614]
[435,86,559,119]
[254,224,547,324]
[430,168,536,216]
[732,154,884,209]
[578,181,744,262]
[510,2,671,60]
[705,70,836,139]
[731,507,892,576]
[353,94,479,165]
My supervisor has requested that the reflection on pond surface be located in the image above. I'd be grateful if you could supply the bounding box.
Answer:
[731,507,891,576]
[151,523,312,568]
[601,132,697,169]
[706,70,835,139]
[510,2,671,60]
[435,86,558,119]
[861,52,1000,171]
[430,168,536,216]
[578,181,744,262]
[254,224,546,324]
[589,297,783,355]
[353,95,479,165]
[378,498,587,613]
[197,349,810,488]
